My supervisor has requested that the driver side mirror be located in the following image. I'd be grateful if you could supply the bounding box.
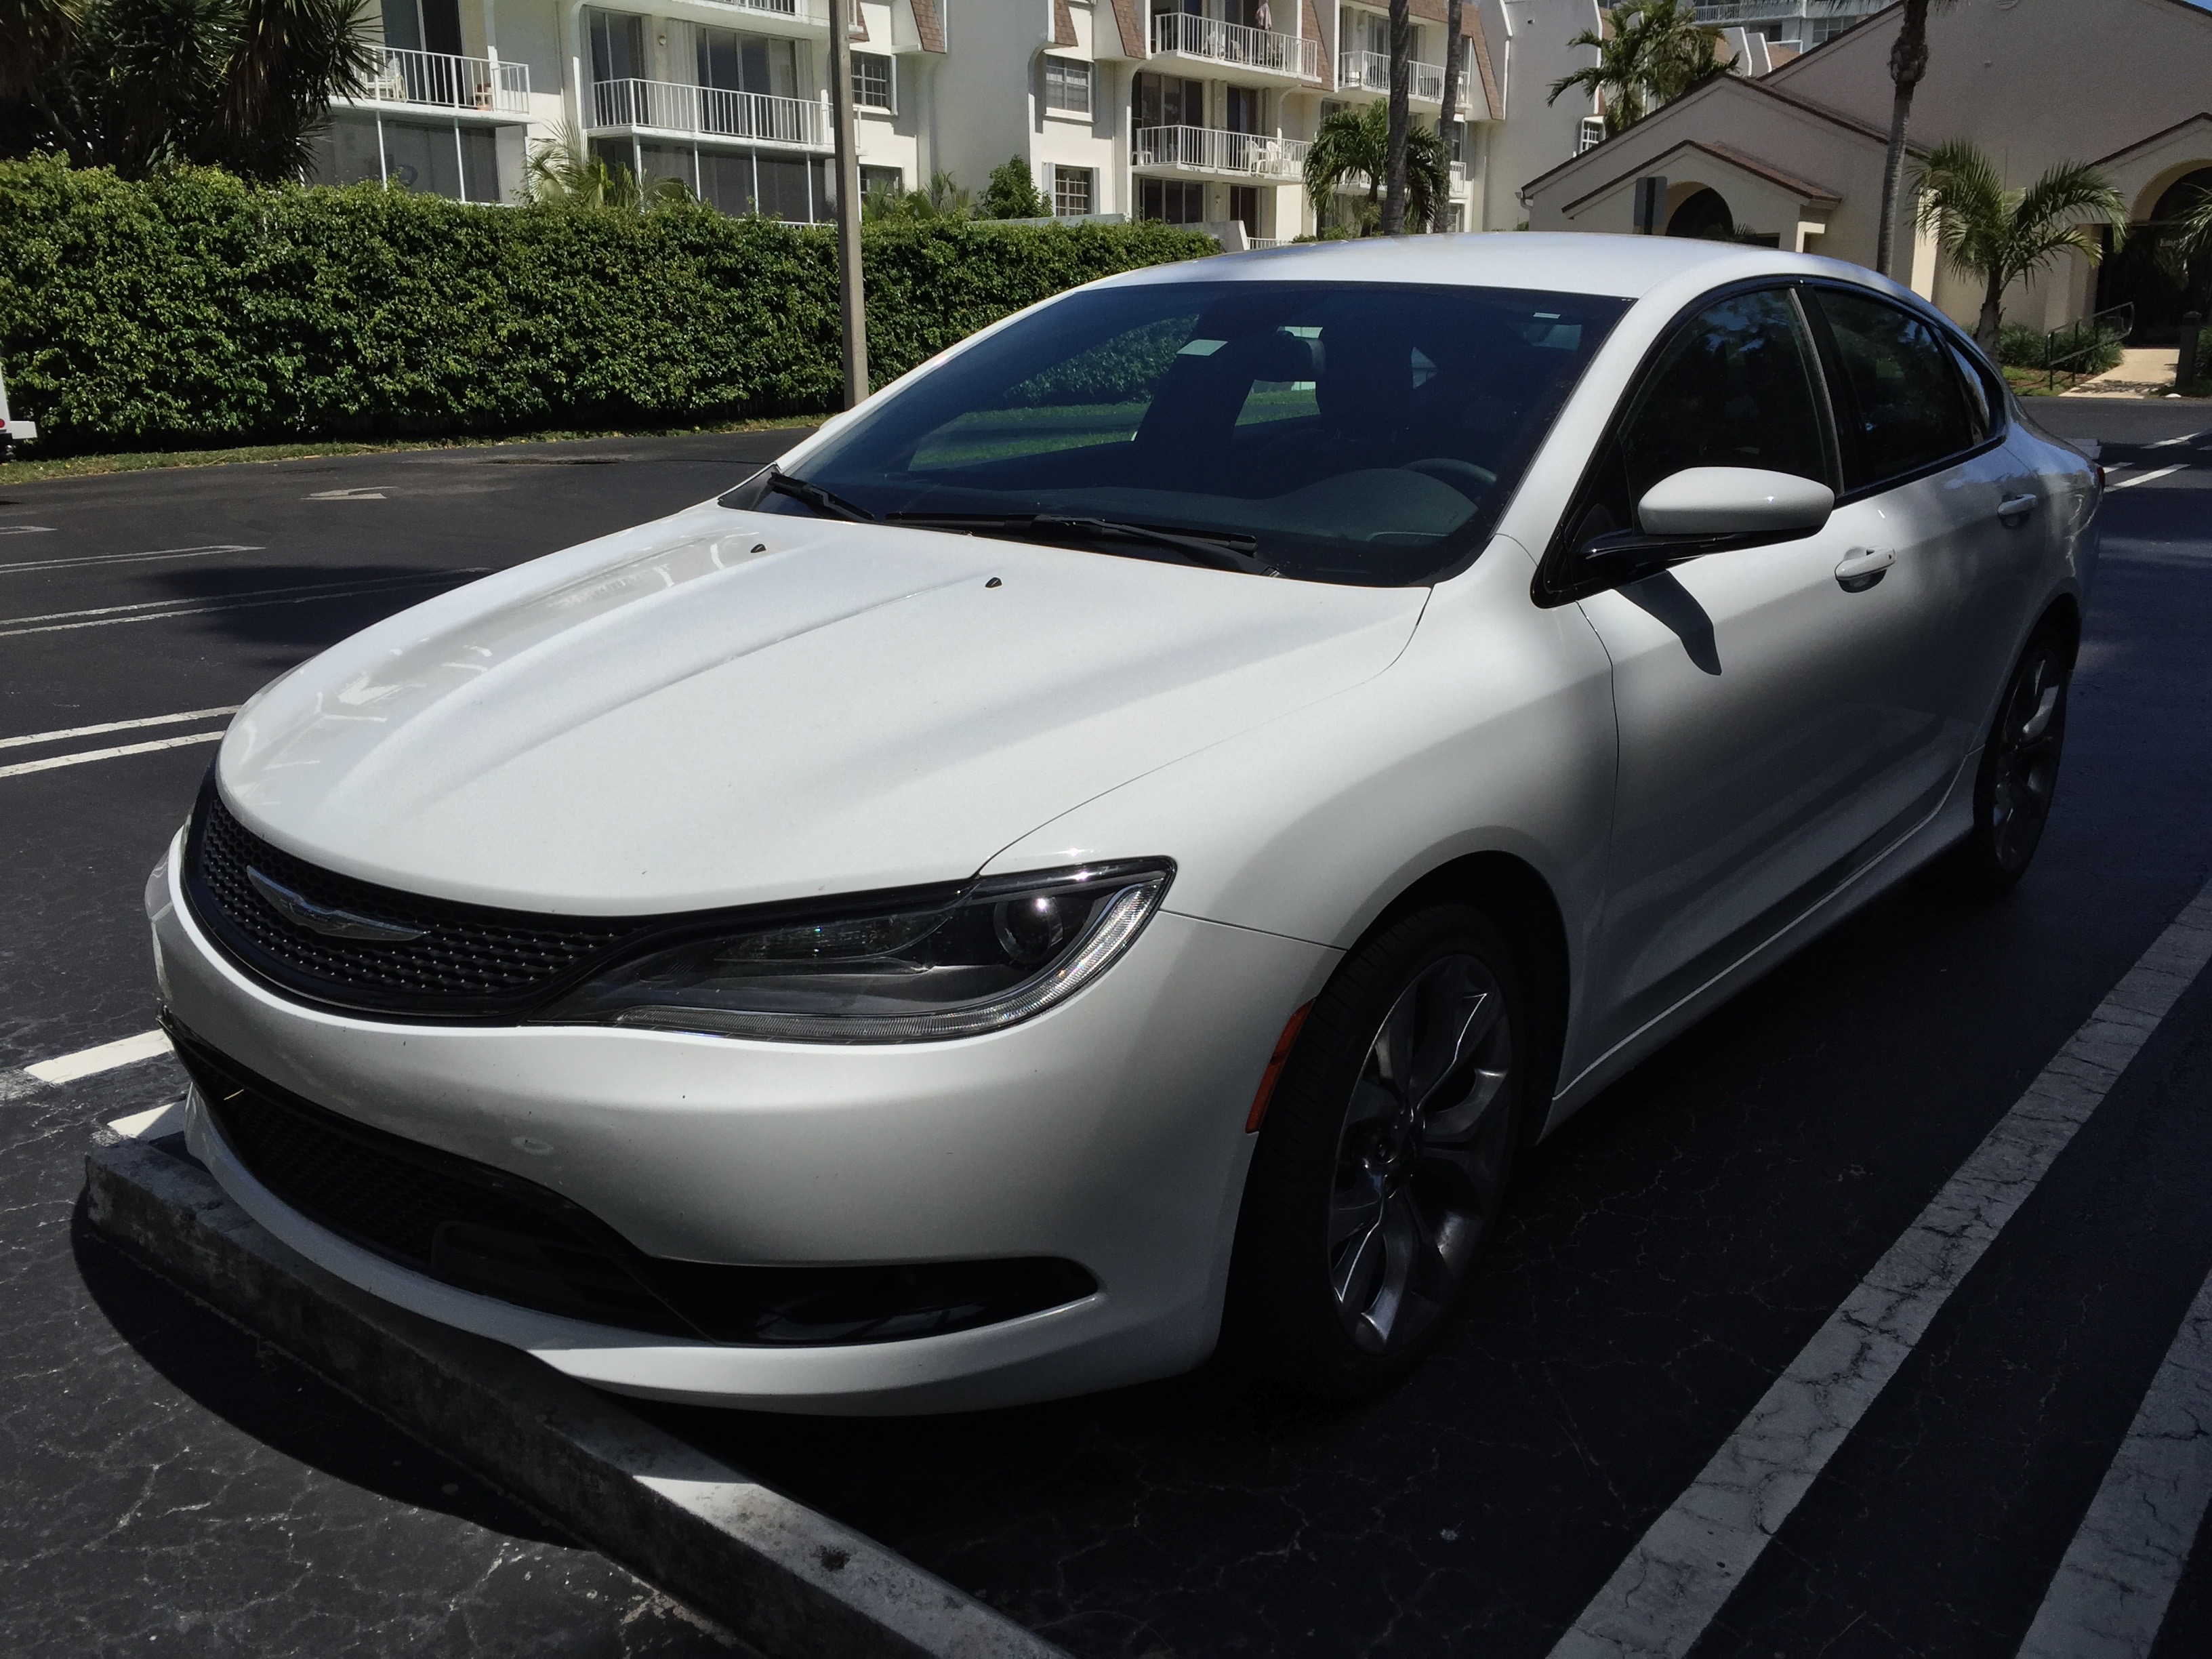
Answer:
[1570,467,1835,597]
[1635,467,1835,537]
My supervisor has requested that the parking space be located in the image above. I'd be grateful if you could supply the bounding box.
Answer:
[5,407,2211,1657]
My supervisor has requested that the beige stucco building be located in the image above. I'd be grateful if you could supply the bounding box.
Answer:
[1521,0,2212,337]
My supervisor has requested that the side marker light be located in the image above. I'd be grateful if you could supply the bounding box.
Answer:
[1245,1001,1314,1133]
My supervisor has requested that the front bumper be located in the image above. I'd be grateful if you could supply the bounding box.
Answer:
[150,832,1336,1412]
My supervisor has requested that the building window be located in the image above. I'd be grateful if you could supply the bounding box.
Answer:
[1052,165,1094,217]
[861,163,903,201]
[699,27,802,99]
[1044,56,1092,116]
[853,50,893,110]
[1230,183,1258,239]
[1576,115,1605,154]
[1141,177,1206,226]
[1134,72,1204,128]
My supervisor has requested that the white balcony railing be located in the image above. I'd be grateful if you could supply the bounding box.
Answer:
[1336,48,1443,102]
[1151,12,1319,79]
[360,47,529,115]
[590,79,823,146]
[1134,125,1310,180]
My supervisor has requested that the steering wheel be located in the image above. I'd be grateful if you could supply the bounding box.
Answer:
[1406,458,1498,501]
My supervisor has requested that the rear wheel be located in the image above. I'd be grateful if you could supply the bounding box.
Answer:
[1225,905,1525,1398]
[1931,629,2071,900]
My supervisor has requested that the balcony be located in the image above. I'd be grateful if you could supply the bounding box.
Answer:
[1150,13,1319,83]
[1133,125,1310,182]
[1335,48,1443,104]
[356,47,529,117]
[589,79,825,148]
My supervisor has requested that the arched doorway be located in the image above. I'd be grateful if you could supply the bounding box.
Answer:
[1666,186,1735,239]
[2095,165,2212,342]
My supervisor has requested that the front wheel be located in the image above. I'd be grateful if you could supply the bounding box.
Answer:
[1224,905,1525,1398]
[1930,629,2072,901]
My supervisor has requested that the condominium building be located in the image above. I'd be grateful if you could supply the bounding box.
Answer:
[311,0,1594,240]
[1690,0,1885,52]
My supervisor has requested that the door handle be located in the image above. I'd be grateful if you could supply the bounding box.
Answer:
[1999,493,2038,525]
[1835,547,1895,592]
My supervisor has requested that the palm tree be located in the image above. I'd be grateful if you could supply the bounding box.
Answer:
[1547,0,1724,140]
[1,0,378,181]
[1870,0,1956,279]
[1306,101,1448,237]
[523,121,691,211]
[2156,183,2212,291]
[1912,140,2127,354]
[1381,0,1412,234]
[1430,0,1465,232]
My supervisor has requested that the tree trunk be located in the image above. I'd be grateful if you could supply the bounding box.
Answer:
[1383,0,1411,234]
[1432,0,1463,232]
[1978,272,2004,356]
[1874,0,1930,279]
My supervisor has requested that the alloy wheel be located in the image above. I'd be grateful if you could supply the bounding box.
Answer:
[1988,644,2067,872]
[1328,953,1515,1355]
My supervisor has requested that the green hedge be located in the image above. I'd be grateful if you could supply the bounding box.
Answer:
[0,157,1214,454]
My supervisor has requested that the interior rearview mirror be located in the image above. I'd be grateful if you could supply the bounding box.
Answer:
[1635,467,1835,538]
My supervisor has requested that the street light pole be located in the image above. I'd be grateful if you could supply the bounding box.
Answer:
[827,0,868,408]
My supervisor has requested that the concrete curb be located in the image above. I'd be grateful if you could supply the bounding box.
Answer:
[84,1135,1068,1659]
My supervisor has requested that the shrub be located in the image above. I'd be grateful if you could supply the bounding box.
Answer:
[1996,319,2124,375]
[980,157,1048,220]
[0,156,1213,453]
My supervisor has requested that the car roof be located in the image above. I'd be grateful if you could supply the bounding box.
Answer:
[1103,232,1873,303]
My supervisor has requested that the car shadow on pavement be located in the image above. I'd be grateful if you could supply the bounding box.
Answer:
[69,1193,579,1548]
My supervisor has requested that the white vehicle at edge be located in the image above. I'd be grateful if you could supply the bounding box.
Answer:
[148,235,2100,1412]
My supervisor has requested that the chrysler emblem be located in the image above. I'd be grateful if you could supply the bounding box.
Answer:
[246,867,426,943]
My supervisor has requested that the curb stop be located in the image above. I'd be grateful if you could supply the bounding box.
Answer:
[84,1131,1069,1659]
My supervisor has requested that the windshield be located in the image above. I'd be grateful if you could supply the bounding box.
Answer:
[737,279,1629,587]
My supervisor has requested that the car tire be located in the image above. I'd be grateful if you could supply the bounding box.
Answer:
[1224,903,1526,1399]
[1929,628,2072,901]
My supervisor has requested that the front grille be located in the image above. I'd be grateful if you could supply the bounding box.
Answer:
[171,1022,1097,1345]
[184,779,637,1019]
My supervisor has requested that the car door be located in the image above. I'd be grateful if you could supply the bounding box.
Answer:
[1563,285,1956,1059]
[1805,285,2032,767]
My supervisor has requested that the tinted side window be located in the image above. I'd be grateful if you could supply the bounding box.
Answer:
[1948,343,1999,444]
[1813,289,1980,491]
[1564,287,1828,546]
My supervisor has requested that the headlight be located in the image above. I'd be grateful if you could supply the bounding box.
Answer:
[538,860,1173,1042]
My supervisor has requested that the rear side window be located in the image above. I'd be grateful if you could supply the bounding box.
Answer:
[1562,286,1830,548]
[1812,288,1982,491]
[1948,342,1999,443]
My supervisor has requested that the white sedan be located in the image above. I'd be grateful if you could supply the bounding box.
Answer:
[148,236,2099,1412]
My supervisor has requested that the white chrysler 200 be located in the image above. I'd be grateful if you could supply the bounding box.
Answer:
[149,236,2100,1412]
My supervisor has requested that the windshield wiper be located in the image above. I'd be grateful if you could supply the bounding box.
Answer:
[887,512,1269,575]
[754,468,878,523]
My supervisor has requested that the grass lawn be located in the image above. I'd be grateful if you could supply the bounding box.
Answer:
[0,415,822,484]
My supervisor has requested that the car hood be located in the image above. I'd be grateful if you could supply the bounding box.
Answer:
[218,505,1427,914]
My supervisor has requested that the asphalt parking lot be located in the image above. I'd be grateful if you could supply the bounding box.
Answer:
[3,401,2210,1658]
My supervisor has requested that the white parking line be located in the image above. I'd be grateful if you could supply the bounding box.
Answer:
[0,525,55,535]
[108,1101,186,1140]
[0,543,260,575]
[2018,1263,2212,1658]
[0,569,485,639]
[26,1028,173,1086]
[0,730,226,779]
[2150,429,2209,447]
[1549,874,2212,1659]
[2112,464,2188,490]
[0,705,239,751]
